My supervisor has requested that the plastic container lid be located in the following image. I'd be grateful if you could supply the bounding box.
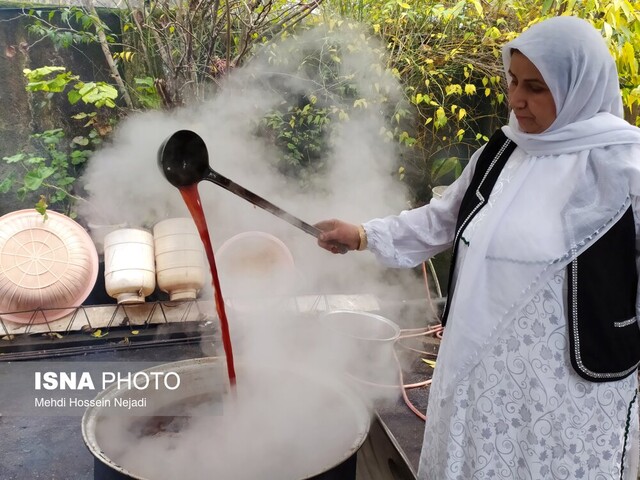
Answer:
[0,209,99,323]
[216,231,296,311]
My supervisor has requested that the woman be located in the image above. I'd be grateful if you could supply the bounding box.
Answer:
[317,16,640,479]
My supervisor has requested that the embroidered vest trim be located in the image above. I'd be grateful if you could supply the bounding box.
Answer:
[442,129,640,382]
[441,130,516,325]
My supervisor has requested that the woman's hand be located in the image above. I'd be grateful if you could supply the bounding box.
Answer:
[315,219,360,254]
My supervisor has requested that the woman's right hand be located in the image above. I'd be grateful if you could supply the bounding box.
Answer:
[314,219,360,254]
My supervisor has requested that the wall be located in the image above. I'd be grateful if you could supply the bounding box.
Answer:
[0,5,120,216]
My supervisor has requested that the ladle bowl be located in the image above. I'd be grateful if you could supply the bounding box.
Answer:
[157,130,209,188]
[158,130,348,253]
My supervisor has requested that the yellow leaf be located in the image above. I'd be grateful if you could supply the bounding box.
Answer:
[353,98,368,109]
[422,359,437,368]
[464,84,477,95]
[458,108,467,120]
[485,87,491,96]
[445,84,462,96]
[622,42,638,76]
[397,0,410,8]
[484,26,501,39]
[469,0,483,16]
[91,329,107,338]
[131,330,139,335]
[373,24,380,34]
[398,166,405,174]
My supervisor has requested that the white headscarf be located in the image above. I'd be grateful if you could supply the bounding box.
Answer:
[433,16,640,399]
[501,16,640,154]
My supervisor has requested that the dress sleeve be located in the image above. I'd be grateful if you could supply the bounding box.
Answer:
[363,146,485,268]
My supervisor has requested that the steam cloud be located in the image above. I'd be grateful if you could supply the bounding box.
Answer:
[80,24,435,478]
[79,24,413,297]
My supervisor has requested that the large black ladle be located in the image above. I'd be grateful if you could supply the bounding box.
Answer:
[158,130,348,253]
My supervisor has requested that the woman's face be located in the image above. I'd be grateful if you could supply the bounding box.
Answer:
[508,51,557,134]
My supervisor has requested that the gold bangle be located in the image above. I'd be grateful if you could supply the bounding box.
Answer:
[357,225,368,251]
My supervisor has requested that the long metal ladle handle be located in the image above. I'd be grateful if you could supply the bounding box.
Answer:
[204,169,348,253]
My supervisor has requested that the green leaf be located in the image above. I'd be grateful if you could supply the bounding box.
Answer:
[68,90,82,105]
[0,176,13,193]
[70,150,90,165]
[26,156,46,165]
[24,172,45,191]
[134,76,155,87]
[77,81,95,96]
[24,167,55,190]
[3,153,26,163]
[431,157,460,181]
[59,176,76,186]
[72,113,90,120]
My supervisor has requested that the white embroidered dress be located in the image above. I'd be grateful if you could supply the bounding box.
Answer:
[364,146,640,479]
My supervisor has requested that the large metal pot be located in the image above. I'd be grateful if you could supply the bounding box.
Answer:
[82,357,371,480]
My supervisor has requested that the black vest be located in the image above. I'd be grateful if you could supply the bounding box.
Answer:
[442,130,640,382]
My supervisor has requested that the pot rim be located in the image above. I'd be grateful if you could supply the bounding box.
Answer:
[81,357,371,480]
[319,310,401,343]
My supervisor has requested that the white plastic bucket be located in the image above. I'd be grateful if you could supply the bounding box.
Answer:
[87,222,127,255]
[216,231,296,312]
[153,218,206,301]
[103,228,156,304]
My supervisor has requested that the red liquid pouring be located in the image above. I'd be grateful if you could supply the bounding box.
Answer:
[179,184,236,386]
